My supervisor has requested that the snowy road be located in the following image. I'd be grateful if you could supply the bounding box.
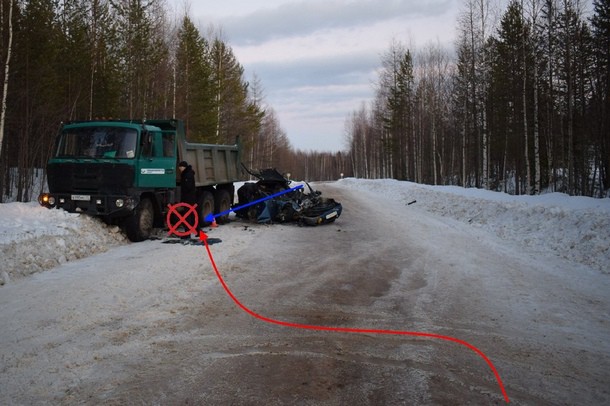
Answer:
[1,182,609,405]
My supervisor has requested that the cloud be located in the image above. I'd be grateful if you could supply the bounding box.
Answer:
[222,0,452,45]
[184,0,458,151]
[279,83,380,152]
[243,50,379,89]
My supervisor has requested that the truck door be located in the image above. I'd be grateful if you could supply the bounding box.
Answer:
[137,131,176,188]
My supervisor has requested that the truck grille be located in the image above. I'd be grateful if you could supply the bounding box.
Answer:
[47,163,134,195]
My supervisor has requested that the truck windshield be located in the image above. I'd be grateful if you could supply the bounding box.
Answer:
[55,126,138,159]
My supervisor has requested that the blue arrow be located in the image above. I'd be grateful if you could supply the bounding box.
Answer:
[205,184,304,223]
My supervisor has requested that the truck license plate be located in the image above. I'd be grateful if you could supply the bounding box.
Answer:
[71,194,91,201]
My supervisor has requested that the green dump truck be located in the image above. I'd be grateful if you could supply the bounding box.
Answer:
[38,119,244,242]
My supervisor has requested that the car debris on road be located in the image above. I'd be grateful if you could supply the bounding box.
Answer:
[235,167,342,226]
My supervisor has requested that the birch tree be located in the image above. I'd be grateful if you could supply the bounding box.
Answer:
[540,0,560,191]
[520,0,532,194]
[0,0,14,167]
[525,0,544,194]
[419,42,452,185]
[346,103,372,178]
[455,0,496,188]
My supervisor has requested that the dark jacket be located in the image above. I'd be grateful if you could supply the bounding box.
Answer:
[180,165,197,204]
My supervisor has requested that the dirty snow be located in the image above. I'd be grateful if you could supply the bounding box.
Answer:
[338,179,610,274]
[0,203,127,284]
[1,179,608,285]
[0,179,609,404]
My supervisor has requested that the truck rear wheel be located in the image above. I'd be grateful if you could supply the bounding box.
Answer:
[198,191,215,227]
[214,189,232,224]
[124,197,154,242]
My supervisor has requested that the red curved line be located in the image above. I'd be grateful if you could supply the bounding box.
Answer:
[201,236,510,403]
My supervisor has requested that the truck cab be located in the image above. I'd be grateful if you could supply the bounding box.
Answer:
[42,121,175,214]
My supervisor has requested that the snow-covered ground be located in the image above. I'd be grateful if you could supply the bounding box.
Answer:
[338,179,610,274]
[1,179,609,404]
[1,179,608,285]
[0,203,127,285]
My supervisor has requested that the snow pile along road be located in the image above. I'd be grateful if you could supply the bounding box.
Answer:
[338,179,610,274]
[1,179,609,286]
[0,179,609,404]
[0,203,127,285]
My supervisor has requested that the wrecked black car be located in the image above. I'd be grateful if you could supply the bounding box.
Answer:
[234,167,342,226]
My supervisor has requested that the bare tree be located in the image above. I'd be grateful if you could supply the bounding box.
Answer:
[525,0,545,194]
[521,0,532,194]
[456,0,497,188]
[0,0,14,165]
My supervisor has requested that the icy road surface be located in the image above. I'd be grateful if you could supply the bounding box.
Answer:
[1,181,609,404]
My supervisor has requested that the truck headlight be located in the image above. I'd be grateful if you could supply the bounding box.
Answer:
[38,193,55,208]
[115,198,125,208]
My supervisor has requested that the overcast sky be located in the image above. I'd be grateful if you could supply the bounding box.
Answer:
[167,0,462,151]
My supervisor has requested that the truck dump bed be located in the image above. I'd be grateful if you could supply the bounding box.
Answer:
[183,142,243,187]
[146,119,245,187]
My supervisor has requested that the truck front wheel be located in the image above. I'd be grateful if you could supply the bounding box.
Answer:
[124,197,154,242]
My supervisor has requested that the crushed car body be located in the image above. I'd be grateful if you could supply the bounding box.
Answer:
[234,167,342,226]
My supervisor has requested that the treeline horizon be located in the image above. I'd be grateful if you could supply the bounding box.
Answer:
[0,0,341,201]
[345,0,608,197]
[1,0,608,201]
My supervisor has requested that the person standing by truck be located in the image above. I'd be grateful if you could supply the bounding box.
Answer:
[178,161,197,237]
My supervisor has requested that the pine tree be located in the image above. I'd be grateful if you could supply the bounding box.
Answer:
[174,14,213,141]
[57,0,93,119]
[555,0,593,194]
[455,0,494,188]
[591,0,610,195]
[383,45,414,180]
[489,0,534,194]
[110,0,167,118]
[11,0,65,201]
[210,37,250,145]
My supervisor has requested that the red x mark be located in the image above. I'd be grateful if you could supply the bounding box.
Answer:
[166,203,199,237]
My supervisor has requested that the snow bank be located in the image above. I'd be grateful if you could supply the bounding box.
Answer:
[1,179,608,286]
[0,203,127,285]
[338,179,610,274]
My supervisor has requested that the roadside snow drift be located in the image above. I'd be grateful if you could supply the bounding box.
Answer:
[1,179,609,405]
[0,203,126,284]
[338,179,610,274]
[1,179,609,286]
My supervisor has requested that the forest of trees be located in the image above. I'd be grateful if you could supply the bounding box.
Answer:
[346,0,609,197]
[1,0,608,201]
[0,0,316,201]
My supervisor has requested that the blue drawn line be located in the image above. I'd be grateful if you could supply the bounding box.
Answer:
[205,184,304,222]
